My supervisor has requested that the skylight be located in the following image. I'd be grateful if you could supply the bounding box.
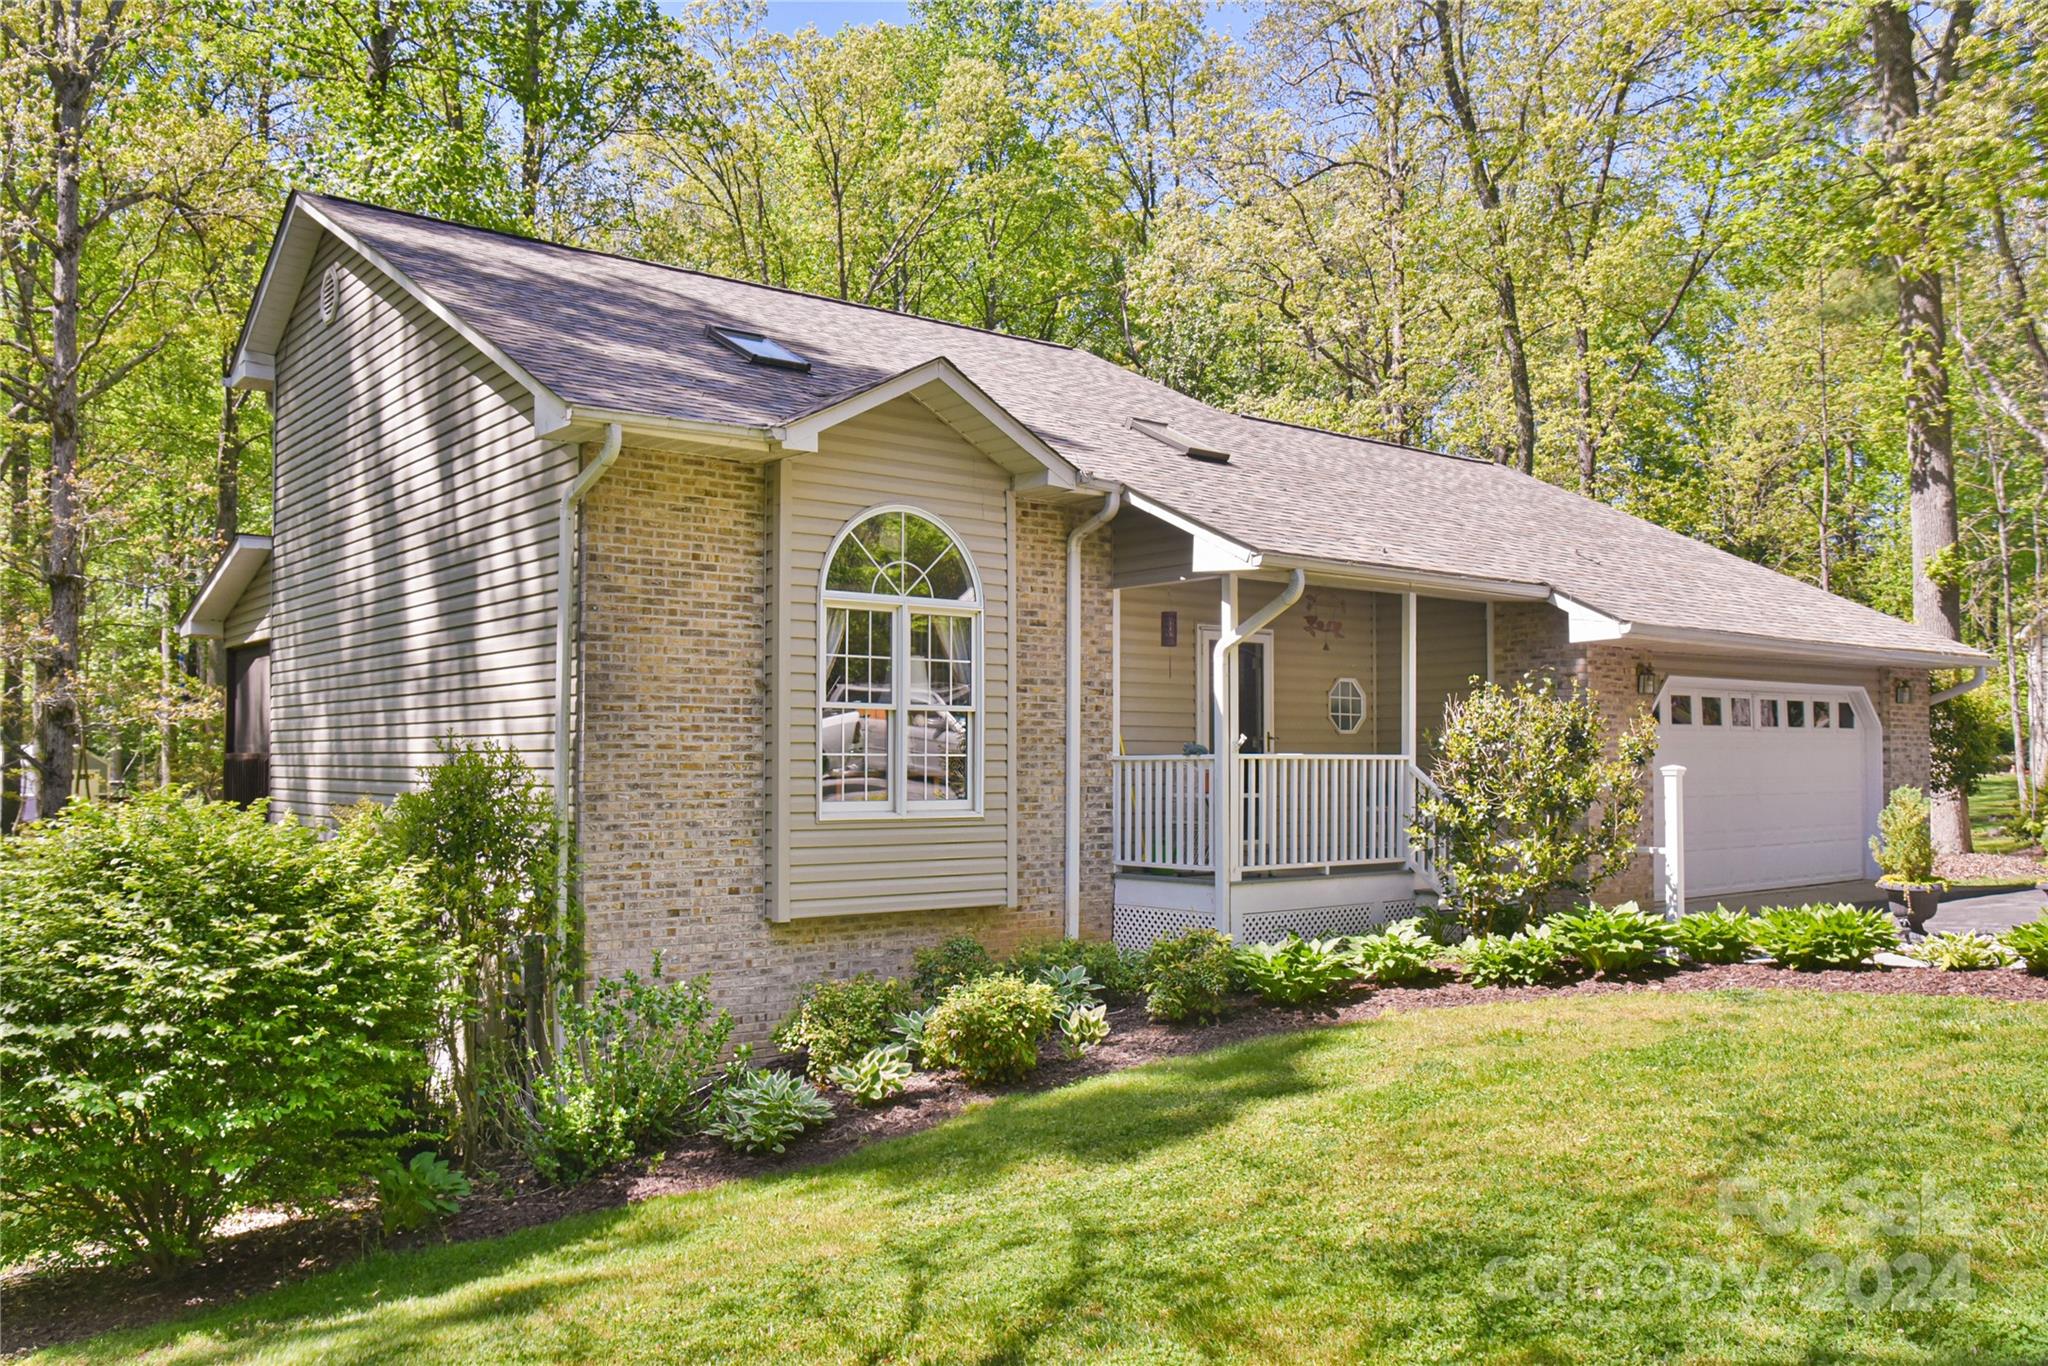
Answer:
[1129,416,1229,464]
[709,326,811,372]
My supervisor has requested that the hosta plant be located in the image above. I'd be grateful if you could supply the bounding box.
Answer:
[1060,1003,1111,1059]
[1457,928,1574,987]
[1006,939,1145,1000]
[1348,918,1443,985]
[889,1006,938,1064]
[775,973,912,1081]
[1910,932,2014,972]
[377,1152,471,1237]
[1545,902,1673,977]
[826,1043,914,1105]
[705,1066,834,1154]
[1670,908,1757,965]
[1034,964,1103,1013]
[1235,935,1358,1006]
[1750,904,1898,970]
[2004,917,2048,974]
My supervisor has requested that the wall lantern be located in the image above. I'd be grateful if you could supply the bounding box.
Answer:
[1160,611,1178,648]
[1894,678,1913,704]
[1635,662,1658,697]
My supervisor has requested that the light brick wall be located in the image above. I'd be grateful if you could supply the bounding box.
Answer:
[577,444,1112,1041]
[1877,668,1932,795]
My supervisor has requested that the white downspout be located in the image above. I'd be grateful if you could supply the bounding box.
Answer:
[1066,487,1121,939]
[1929,666,1986,705]
[1209,569,1305,936]
[554,422,623,941]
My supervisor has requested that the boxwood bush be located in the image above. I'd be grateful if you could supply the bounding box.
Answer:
[912,935,998,1001]
[1142,929,1239,1024]
[776,973,912,1081]
[1006,938,1145,1001]
[922,974,1058,1084]
[1750,904,1898,970]
[0,792,444,1272]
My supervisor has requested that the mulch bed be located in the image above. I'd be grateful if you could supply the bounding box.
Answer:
[1937,849,2048,884]
[9,963,2048,1355]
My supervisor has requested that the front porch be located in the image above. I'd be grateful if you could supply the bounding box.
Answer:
[1105,505,1507,948]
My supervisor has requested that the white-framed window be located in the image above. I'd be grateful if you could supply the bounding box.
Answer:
[1327,677,1365,735]
[819,506,981,816]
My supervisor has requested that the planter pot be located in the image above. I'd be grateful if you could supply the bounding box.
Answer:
[1883,884,1942,936]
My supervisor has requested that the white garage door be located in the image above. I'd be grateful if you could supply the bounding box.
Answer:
[1655,682,1877,898]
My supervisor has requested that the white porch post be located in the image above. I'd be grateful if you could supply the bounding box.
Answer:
[1660,763,1688,915]
[1400,591,1419,759]
[1212,574,1237,936]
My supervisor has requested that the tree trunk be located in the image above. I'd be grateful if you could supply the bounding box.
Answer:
[1574,322,1596,493]
[1,423,26,833]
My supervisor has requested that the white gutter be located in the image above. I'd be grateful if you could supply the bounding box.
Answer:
[1930,666,1987,705]
[554,423,624,941]
[1209,568,1305,932]
[1066,487,1122,938]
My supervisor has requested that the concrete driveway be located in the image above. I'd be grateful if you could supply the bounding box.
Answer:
[1925,886,2047,935]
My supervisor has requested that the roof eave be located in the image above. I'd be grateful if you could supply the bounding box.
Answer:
[179,534,272,639]
[1553,592,1991,671]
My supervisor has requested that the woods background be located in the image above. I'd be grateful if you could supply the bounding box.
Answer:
[0,0,2040,843]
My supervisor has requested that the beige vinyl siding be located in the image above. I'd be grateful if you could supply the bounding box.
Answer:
[774,396,1015,920]
[1414,597,1488,764]
[1116,580,1402,755]
[223,558,273,646]
[267,235,577,820]
[1111,507,1194,587]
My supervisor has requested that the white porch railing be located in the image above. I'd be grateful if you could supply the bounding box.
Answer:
[1112,755,1214,872]
[1114,753,1438,879]
[1239,754,1413,872]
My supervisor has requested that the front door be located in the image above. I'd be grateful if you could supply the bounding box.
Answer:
[1195,627,1275,753]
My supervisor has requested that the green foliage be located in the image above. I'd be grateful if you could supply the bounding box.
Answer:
[913,936,999,1001]
[1457,929,1574,988]
[1348,919,1444,985]
[775,974,913,1081]
[1141,929,1240,1024]
[1911,932,2014,972]
[1870,787,1939,886]
[1005,938,1145,1000]
[378,1153,471,1237]
[1545,902,1674,978]
[0,792,443,1272]
[1670,908,1758,965]
[501,961,733,1183]
[889,1006,939,1064]
[1234,936,1358,1006]
[922,974,1059,1085]
[1750,905,1899,970]
[2002,918,2048,974]
[1059,1003,1111,1059]
[1418,679,1656,935]
[1930,684,2007,797]
[826,1044,915,1106]
[705,1067,835,1155]
[1032,964,1104,1013]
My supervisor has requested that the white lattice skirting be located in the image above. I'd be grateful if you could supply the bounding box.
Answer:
[1112,898,1421,952]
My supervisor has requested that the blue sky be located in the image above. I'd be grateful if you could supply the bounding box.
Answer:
[667,1,1264,38]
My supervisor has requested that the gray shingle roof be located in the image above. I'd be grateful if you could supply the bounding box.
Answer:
[303,194,1982,667]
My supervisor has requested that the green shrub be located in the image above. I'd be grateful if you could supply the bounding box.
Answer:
[1006,938,1145,999]
[922,974,1059,1085]
[1416,678,1655,934]
[1751,904,1899,970]
[0,792,444,1272]
[705,1066,835,1154]
[1457,928,1574,987]
[775,973,913,1080]
[889,1006,938,1063]
[1670,908,1757,964]
[1348,919,1444,985]
[912,935,998,1001]
[1235,936,1358,1006]
[1142,929,1239,1024]
[827,1044,914,1105]
[1060,1003,1111,1058]
[1870,786,1939,886]
[1545,902,1673,977]
[378,1152,471,1237]
[2004,917,2048,973]
[502,960,733,1183]
[1911,931,2015,971]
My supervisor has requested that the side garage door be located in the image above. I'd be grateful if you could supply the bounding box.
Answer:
[1655,682,1878,898]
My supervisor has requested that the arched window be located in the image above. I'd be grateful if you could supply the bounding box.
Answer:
[819,508,980,814]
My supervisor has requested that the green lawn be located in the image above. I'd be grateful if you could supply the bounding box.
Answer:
[1969,773,2036,860]
[46,992,2048,1364]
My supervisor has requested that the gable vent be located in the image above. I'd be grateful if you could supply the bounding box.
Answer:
[319,263,341,324]
[1129,416,1229,464]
